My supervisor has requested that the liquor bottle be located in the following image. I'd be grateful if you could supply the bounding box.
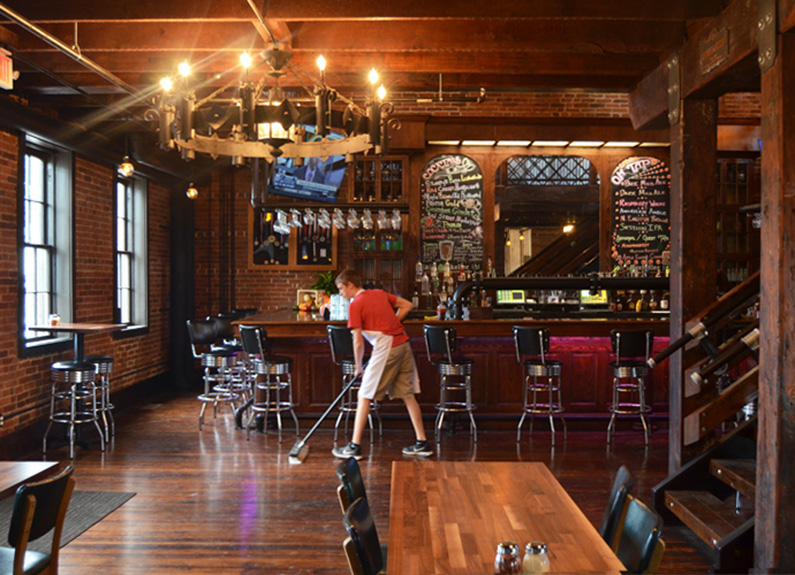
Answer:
[458,263,466,283]
[487,255,495,277]
[660,289,670,311]
[415,255,424,282]
[421,269,430,296]
[411,285,419,308]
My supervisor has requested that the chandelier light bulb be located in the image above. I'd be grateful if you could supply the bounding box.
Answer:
[316,55,326,72]
[519,233,525,241]
[240,51,252,69]
[119,156,135,177]
[160,77,173,92]
[368,68,379,85]
[186,183,198,200]
[178,60,191,77]
[377,84,386,100]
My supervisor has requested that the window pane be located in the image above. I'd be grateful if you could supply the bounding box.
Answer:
[119,289,131,324]
[36,248,50,289]
[27,201,45,244]
[23,246,36,291]
[26,155,45,202]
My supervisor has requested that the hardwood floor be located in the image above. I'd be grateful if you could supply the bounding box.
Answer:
[32,393,713,574]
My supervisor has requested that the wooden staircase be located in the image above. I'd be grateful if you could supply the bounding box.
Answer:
[509,214,599,276]
[648,275,760,573]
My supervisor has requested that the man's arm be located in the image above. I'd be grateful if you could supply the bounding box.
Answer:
[351,327,365,377]
[394,296,414,322]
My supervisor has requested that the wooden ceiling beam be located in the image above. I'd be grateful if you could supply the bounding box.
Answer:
[13,50,657,81]
[0,0,726,22]
[629,0,762,130]
[7,20,684,55]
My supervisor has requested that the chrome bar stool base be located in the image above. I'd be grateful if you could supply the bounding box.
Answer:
[246,356,299,443]
[43,360,105,460]
[84,355,115,443]
[517,362,567,446]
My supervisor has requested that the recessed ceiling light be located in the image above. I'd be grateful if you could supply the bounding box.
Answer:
[531,140,569,147]
[603,141,640,147]
[496,140,532,147]
[461,140,496,146]
[638,142,671,147]
[427,140,461,146]
[569,141,605,147]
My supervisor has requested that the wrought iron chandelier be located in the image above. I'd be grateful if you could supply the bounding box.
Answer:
[154,42,395,165]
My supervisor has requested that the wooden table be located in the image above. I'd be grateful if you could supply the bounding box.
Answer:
[30,322,127,361]
[388,461,626,574]
[0,461,58,500]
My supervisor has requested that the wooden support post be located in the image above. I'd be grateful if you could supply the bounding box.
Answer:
[668,98,718,472]
[756,29,795,574]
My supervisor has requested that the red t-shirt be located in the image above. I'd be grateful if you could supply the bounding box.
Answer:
[347,289,409,347]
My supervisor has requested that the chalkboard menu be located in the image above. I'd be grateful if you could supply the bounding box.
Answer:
[420,154,484,267]
[610,156,671,267]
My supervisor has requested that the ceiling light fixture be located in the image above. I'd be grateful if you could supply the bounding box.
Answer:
[119,155,135,178]
[153,39,396,165]
[186,182,199,200]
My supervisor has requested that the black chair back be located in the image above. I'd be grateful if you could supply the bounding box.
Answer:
[513,326,550,364]
[615,495,663,573]
[599,464,636,550]
[208,314,237,342]
[336,457,367,513]
[423,324,457,363]
[343,497,384,575]
[328,325,355,364]
[186,319,217,346]
[239,325,269,357]
[610,329,654,363]
[6,465,75,574]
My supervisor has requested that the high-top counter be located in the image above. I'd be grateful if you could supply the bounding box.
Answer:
[236,310,670,427]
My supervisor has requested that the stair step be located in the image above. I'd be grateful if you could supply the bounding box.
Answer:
[710,459,756,500]
[665,490,752,548]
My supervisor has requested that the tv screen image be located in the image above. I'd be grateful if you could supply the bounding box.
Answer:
[268,127,348,203]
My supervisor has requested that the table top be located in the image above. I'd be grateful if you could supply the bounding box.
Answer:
[388,461,625,575]
[30,322,127,334]
[0,461,59,500]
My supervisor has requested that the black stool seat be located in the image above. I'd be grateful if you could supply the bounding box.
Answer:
[51,361,97,383]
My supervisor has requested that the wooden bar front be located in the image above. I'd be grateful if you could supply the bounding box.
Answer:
[237,310,670,426]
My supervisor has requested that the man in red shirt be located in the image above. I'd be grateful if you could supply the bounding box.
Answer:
[331,268,432,459]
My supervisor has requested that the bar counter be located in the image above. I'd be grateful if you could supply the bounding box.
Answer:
[236,309,670,425]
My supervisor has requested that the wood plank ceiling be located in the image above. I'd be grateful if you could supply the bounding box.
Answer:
[0,0,727,163]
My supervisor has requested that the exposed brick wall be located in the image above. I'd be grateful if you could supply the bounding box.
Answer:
[391,91,631,118]
[718,92,761,120]
[0,129,171,439]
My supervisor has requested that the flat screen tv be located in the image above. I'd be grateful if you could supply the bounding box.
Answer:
[267,127,347,203]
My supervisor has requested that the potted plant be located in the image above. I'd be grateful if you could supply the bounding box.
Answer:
[312,270,338,298]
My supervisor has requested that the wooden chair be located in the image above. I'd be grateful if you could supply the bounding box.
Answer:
[336,457,367,514]
[0,465,75,575]
[342,497,387,575]
[599,464,636,550]
[614,494,664,574]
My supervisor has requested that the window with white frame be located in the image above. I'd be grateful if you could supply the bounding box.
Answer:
[19,136,73,350]
[115,176,148,330]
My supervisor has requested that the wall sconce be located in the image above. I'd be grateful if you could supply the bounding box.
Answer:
[119,155,134,177]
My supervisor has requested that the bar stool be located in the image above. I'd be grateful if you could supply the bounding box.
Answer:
[423,324,477,443]
[83,354,115,442]
[513,326,567,445]
[208,314,249,401]
[327,325,381,444]
[187,319,240,430]
[239,325,299,442]
[607,329,654,444]
[43,360,105,459]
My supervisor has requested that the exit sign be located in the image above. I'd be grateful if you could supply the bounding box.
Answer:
[0,49,13,90]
